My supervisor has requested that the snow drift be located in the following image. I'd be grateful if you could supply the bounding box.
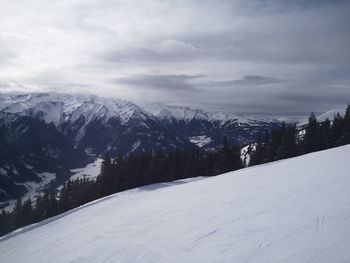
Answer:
[1,145,350,263]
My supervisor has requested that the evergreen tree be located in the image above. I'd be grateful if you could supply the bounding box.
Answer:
[277,125,298,159]
[0,210,12,236]
[341,104,350,145]
[250,139,265,165]
[303,112,321,153]
[331,113,344,146]
[21,198,34,226]
[13,199,24,228]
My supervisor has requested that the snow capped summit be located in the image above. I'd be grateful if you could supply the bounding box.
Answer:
[0,92,283,155]
[141,103,195,121]
[0,92,151,126]
[26,101,65,126]
[0,92,285,127]
[141,102,280,125]
[141,102,209,122]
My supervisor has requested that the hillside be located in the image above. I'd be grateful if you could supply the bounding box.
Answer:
[0,93,281,155]
[1,145,350,262]
[0,92,282,205]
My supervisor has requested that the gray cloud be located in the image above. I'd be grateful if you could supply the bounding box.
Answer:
[115,74,283,92]
[231,75,283,86]
[0,48,15,66]
[0,0,349,116]
[115,74,202,91]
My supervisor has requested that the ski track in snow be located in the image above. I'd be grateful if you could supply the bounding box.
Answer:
[0,145,350,262]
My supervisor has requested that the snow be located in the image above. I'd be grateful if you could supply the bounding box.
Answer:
[1,145,350,262]
[70,158,102,181]
[24,164,33,169]
[130,140,141,153]
[0,92,148,127]
[189,135,212,148]
[141,102,209,122]
[141,102,281,124]
[4,172,56,212]
[1,93,285,138]
[26,101,64,126]
[0,168,8,176]
[240,143,256,166]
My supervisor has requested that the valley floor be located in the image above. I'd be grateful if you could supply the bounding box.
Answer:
[1,145,350,263]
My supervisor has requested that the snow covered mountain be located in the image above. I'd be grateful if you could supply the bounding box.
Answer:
[141,102,281,150]
[0,92,281,205]
[1,145,349,263]
[0,92,280,153]
[0,111,88,205]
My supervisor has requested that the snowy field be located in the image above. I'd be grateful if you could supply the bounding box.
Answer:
[1,159,102,211]
[1,145,350,263]
[70,158,102,181]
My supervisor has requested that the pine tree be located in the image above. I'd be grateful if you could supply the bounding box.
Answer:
[0,210,12,236]
[277,125,298,159]
[341,104,350,145]
[250,138,267,166]
[21,198,34,226]
[320,118,331,149]
[303,112,321,153]
[331,113,344,146]
[13,199,24,228]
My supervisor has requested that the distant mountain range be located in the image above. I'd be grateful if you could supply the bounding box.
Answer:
[0,92,284,206]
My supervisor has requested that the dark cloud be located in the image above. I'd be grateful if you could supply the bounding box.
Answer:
[104,43,198,64]
[115,74,283,91]
[231,75,283,85]
[115,74,202,90]
[1,0,350,116]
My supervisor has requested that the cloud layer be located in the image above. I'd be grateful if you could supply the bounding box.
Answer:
[0,0,349,115]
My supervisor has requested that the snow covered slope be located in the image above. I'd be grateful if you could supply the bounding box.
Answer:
[1,145,350,263]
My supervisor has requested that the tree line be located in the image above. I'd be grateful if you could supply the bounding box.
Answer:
[0,139,242,236]
[250,105,350,165]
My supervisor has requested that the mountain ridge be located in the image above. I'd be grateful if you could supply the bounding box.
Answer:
[0,92,283,125]
[0,92,283,206]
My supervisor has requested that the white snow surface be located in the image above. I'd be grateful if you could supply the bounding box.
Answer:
[189,135,212,148]
[130,140,142,153]
[240,143,256,167]
[1,145,350,263]
[70,158,102,181]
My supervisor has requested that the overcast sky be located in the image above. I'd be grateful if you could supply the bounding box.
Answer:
[0,0,349,115]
